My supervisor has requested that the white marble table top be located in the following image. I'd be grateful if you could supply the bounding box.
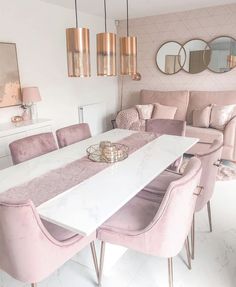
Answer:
[38,132,198,236]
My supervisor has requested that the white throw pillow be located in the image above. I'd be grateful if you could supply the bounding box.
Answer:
[210,104,236,130]
[136,104,153,120]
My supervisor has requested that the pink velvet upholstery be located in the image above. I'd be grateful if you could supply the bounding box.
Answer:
[115,90,236,161]
[146,119,186,171]
[9,133,58,165]
[195,139,223,212]
[56,123,91,148]
[146,119,186,136]
[140,90,189,121]
[98,157,202,258]
[186,91,236,124]
[0,200,96,284]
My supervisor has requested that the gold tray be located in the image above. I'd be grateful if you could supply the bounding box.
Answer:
[86,143,129,163]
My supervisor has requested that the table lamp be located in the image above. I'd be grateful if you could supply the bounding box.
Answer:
[22,87,41,120]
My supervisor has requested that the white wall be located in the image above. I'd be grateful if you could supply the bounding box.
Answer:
[0,0,119,129]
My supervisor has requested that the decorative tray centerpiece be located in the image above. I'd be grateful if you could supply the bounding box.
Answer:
[86,141,129,163]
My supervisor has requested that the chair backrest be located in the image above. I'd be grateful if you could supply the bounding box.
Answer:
[9,132,58,165]
[146,119,186,171]
[56,123,91,148]
[142,157,202,258]
[195,138,223,212]
[146,119,186,136]
[0,200,60,283]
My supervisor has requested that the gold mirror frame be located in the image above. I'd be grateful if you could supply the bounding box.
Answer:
[156,36,236,75]
[156,41,186,75]
[180,38,210,74]
[206,35,236,74]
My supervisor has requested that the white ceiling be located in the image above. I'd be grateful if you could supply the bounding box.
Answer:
[41,0,236,20]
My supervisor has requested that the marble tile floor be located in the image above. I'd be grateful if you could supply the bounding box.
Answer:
[1,179,235,287]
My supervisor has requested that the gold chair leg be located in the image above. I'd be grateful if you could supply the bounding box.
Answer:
[207,201,213,232]
[90,241,99,283]
[31,284,37,287]
[168,258,173,287]
[185,236,192,270]
[99,241,106,286]
[191,214,195,260]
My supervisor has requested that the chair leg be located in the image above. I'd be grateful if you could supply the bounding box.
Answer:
[90,242,99,283]
[99,241,106,286]
[185,236,192,270]
[191,214,195,260]
[207,201,213,232]
[31,284,37,287]
[168,258,174,287]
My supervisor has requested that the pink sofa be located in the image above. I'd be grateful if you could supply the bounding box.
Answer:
[116,90,236,161]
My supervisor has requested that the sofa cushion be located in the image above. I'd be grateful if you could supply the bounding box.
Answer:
[192,105,212,128]
[152,103,177,119]
[210,104,236,131]
[186,125,223,144]
[187,91,236,124]
[136,104,153,120]
[140,90,189,121]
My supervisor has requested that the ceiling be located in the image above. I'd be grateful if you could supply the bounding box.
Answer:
[41,0,236,20]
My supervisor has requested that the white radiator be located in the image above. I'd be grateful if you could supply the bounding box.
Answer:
[78,102,107,136]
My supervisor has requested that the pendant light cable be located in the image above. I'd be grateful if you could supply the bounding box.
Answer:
[126,0,129,37]
[75,0,78,28]
[104,0,107,32]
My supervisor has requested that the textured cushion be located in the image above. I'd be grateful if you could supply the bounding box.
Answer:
[210,104,236,131]
[136,104,153,120]
[192,105,212,128]
[187,91,236,124]
[116,108,140,130]
[140,90,189,121]
[186,125,223,144]
[152,103,177,119]
[102,196,160,233]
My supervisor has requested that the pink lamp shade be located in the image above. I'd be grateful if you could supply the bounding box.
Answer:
[22,87,41,104]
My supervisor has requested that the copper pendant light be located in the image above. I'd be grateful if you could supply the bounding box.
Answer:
[97,0,117,76]
[66,0,91,77]
[120,0,137,76]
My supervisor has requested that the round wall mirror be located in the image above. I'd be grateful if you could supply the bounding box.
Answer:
[180,39,210,74]
[207,36,236,73]
[156,41,186,75]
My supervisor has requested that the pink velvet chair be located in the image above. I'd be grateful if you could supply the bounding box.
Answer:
[191,138,223,258]
[56,123,91,148]
[0,200,99,286]
[142,139,223,261]
[146,119,186,171]
[9,133,58,165]
[97,157,202,287]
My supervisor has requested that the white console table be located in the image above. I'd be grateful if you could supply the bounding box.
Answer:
[0,119,52,170]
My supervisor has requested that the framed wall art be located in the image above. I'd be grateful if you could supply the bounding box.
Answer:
[0,42,21,108]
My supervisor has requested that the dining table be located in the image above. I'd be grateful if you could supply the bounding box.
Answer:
[0,128,198,236]
[0,128,198,273]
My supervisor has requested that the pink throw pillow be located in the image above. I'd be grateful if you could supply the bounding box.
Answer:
[136,104,153,120]
[192,105,212,128]
[152,103,177,119]
[210,104,236,130]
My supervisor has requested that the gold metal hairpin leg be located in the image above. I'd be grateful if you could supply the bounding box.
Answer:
[98,241,106,286]
[207,201,213,232]
[168,258,174,287]
[191,214,195,260]
[90,242,99,283]
[185,236,192,270]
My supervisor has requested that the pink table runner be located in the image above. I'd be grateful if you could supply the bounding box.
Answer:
[0,132,156,206]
